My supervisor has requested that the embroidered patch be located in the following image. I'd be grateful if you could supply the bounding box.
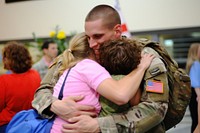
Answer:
[146,80,163,93]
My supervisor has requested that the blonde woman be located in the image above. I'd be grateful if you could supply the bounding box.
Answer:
[186,43,200,133]
[50,32,154,133]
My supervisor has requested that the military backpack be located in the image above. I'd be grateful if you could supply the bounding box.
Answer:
[140,39,191,130]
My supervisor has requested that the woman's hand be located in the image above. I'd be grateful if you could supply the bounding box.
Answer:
[138,53,155,70]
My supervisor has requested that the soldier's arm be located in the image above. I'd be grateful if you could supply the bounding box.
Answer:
[59,48,168,133]
[98,47,169,133]
[32,58,97,120]
[32,60,61,118]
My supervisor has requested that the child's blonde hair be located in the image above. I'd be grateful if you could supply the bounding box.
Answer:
[54,32,92,75]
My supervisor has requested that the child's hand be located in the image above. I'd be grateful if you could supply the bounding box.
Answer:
[138,53,155,70]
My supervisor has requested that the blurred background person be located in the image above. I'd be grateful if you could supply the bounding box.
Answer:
[186,43,200,133]
[0,41,41,133]
[33,40,58,79]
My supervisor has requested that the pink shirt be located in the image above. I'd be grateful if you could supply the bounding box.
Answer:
[51,59,111,133]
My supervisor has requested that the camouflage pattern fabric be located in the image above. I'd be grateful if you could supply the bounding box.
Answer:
[32,47,169,133]
[99,75,131,117]
[32,58,62,118]
[140,39,191,130]
[98,47,169,133]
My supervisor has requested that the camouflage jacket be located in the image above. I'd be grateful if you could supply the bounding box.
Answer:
[32,57,62,118]
[32,47,169,133]
[97,47,169,133]
[99,75,131,117]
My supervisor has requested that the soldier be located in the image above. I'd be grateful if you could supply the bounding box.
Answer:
[32,4,169,133]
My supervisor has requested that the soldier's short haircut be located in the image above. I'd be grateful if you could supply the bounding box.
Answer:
[85,4,121,30]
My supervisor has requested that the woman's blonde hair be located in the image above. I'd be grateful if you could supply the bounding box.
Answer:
[54,32,92,75]
[186,43,200,73]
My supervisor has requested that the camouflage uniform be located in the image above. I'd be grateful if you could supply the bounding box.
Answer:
[32,45,169,133]
[32,57,62,118]
[98,47,169,133]
[99,75,131,117]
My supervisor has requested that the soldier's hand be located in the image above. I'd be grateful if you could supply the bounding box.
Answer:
[50,96,97,121]
[61,115,100,133]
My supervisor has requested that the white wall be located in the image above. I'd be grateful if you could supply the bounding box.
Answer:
[0,0,200,41]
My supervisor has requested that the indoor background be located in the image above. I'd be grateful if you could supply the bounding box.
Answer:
[0,0,199,132]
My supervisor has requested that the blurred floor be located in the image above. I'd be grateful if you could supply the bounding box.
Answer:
[166,107,191,133]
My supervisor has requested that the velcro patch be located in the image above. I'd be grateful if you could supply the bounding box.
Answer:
[146,80,163,93]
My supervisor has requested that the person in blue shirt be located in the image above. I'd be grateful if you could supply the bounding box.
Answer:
[186,43,200,133]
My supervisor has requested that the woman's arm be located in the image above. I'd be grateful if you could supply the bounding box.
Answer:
[97,54,154,105]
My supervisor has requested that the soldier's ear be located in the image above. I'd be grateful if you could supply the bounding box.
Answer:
[113,24,122,37]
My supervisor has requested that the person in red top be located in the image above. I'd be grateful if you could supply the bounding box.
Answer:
[0,41,41,132]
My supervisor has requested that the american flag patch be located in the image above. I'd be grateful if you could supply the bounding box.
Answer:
[146,80,163,93]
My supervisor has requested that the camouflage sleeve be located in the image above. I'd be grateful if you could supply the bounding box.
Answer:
[97,47,169,133]
[32,59,62,118]
[98,116,119,133]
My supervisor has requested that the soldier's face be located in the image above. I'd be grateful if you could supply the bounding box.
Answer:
[85,19,121,60]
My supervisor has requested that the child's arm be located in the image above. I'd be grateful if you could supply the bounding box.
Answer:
[97,54,154,105]
[129,88,141,106]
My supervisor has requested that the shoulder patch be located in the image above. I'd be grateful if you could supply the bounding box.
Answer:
[146,80,164,93]
[144,63,167,80]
